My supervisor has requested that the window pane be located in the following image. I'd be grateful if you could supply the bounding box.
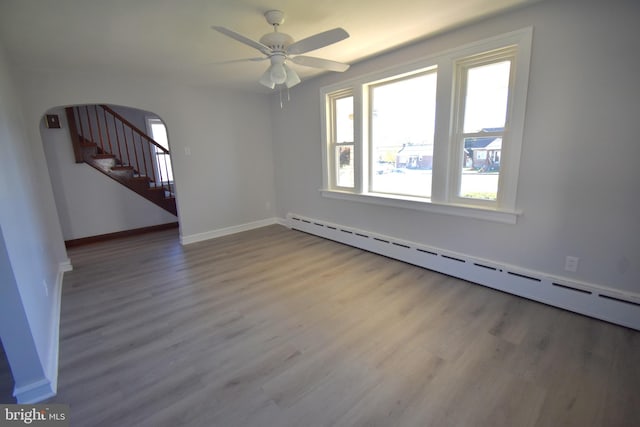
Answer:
[336,145,354,188]
[463,61,511,133]
[460,137,500,200]
[370,72,436,198]
[156,152,174,182]
[150,122,169,150]
[335,96,354,143]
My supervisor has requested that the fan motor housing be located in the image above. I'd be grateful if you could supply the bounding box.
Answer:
[259,32,294,51]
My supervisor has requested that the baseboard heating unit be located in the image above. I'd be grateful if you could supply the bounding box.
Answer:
[285,213,639,331]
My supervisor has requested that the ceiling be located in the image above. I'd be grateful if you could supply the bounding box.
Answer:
[0,0,538,93]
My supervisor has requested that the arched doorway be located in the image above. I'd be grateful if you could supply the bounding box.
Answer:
[40,104,179,244]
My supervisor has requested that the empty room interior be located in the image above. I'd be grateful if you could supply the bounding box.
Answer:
[0,0,639,426]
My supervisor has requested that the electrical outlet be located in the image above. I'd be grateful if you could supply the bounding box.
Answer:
[565,256,579,272]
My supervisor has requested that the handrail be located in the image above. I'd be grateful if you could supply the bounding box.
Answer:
[100,104,169,155]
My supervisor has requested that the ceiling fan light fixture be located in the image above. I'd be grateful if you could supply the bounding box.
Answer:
[259,68,276,89]
[269,62,287,85]
[283,64,301,88]
[212,10,351,92]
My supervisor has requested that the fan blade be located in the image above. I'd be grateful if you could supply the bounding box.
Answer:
[212,26,271,55]
[283,64,301,88]
[291,55,350,72]
[207,57,268,65]
[287,28,349,55]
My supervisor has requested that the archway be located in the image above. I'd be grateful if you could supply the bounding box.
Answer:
[40,104,179,244]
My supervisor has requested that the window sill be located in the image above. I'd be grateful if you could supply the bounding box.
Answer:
[320,189,521,224]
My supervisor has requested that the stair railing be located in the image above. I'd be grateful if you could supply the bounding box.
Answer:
[66,105,173,196]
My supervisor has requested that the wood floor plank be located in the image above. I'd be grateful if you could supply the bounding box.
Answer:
[44,225,640,426]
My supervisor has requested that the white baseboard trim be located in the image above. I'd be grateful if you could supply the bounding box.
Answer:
[286,213,640,331]
[13,378,56,404]
[180,217,280,245]
[58,258,73,273]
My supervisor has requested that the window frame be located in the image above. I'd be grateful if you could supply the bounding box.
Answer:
[367,67,438,199]
[320,27,533,224]
[145,116,174,184]
[449,46,517,209]
[324,90,356,190]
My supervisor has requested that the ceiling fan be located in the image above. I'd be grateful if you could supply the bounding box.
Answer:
[212,10,350,89]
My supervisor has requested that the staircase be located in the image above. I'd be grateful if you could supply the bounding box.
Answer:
[65,105,177,216]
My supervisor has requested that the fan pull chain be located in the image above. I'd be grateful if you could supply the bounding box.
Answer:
[278,86,292,109]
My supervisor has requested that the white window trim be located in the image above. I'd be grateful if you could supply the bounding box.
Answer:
[320,189,521,224]
[320,27,533,224]
[448,46,517,209]
[367,67,438,199]
[325,89,356,190]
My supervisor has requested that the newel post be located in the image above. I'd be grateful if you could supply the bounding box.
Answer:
[65,107,84,163]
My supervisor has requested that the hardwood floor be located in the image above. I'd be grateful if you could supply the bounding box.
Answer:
[48,225,639,426]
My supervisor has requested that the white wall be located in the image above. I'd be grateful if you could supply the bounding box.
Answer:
[271,0,640,296]
[0,43,69,402]
[41,106,177,241]
[16,70,277,242]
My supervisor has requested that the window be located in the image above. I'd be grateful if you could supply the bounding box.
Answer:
[146,117,174,184]
[451,48,515,205]
[321,28,532,223]
[370,70,437,198]
[326,91,355,189]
